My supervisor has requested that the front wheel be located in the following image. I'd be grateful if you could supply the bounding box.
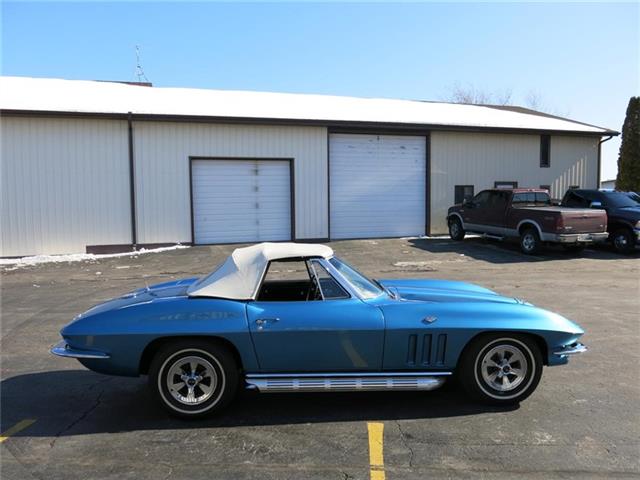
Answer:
[448,217,465,241]
[149,340,239,418]
[458,334,543,405]
[611,228,634,254]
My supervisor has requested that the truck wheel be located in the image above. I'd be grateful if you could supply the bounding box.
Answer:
[149,340,239,418]
[519,228,540,255]
[611,228,634,254]
[458,334,543,406]
[449,217,465,241]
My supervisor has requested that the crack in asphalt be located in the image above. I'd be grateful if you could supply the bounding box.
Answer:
[396,420,415,468]
[49,377,113,448]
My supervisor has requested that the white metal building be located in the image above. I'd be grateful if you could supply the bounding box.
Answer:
[0,76,617,257]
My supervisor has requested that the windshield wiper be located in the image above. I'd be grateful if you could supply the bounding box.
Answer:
[373,279,397,299]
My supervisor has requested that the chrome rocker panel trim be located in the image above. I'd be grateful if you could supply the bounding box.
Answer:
[553,342,587,356]
[245,371,451,393]
[50,340,110,359]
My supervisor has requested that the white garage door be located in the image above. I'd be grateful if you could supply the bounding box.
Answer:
[192,159,291,244]
[330,134,426,239]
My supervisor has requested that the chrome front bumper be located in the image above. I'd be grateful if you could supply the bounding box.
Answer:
[50,340,110,359]
[553,342,587,357]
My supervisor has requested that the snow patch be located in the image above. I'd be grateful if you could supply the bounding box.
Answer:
[1,245,189,269]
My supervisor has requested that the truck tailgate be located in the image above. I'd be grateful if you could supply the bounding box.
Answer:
[561,209,607,233]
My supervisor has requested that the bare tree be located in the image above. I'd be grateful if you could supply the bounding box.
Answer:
[446,84,512,106]
[524,90,543,111]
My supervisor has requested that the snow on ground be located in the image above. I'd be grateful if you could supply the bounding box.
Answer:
[0,245,189,269]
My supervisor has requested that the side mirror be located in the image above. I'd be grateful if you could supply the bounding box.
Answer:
[589,201,603,209]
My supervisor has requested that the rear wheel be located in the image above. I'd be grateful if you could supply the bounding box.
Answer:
[611,228,634,254]
[519,228,540,255]
[458,334,543,405]
[449,217,465,241]
[149,340,239,418]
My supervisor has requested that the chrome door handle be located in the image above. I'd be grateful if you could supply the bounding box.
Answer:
[255,318,280,327]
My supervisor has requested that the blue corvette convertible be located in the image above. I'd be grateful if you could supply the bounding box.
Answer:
[52,243,586,417]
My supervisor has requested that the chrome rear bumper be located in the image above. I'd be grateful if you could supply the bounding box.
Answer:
[50,340,110,359]
[553,342,587,356]
[543,233,609,244]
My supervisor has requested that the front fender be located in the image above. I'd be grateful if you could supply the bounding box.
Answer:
[375,299,584,370]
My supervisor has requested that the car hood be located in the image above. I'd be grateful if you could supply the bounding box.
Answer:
[378,279,523,305]
[610,206,640,221]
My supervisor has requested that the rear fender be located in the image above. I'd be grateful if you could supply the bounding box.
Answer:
[62,297,258,376]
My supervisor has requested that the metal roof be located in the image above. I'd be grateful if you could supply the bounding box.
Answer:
[0,76,618,135]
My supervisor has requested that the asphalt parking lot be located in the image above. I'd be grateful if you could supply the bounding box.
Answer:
[1,237,639,479]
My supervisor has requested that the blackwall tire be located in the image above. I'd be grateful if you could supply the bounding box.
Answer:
[611,228,634,254]
[449,218,466,241]
[149,340,239,418]
[458,334,543,406]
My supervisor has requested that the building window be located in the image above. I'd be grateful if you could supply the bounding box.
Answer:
[454,185,474,204]
[569,185,580,190]
[540,135,550,168]
[494,181,518,189]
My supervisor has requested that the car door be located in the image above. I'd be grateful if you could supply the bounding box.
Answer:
[462,190,491,231]
[246,259,385,372]
[484,190,510,231]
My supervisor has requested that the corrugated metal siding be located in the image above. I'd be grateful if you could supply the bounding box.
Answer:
[1,117,131,256]
[430,132,599,234]
[133,122,327,243]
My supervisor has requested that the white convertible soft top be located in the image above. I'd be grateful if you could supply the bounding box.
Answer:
[187,242,334,300]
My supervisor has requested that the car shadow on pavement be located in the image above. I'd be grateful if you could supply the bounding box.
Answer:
[408,237,630,264]
[1,370,516,437]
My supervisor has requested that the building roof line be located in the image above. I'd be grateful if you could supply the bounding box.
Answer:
[0,76,619,136]
[0,108,619,136]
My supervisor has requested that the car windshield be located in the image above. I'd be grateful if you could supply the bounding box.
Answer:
[328,257,384,299]
[602,191,640,208]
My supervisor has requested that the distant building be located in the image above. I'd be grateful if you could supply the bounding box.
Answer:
[601,179,616,189]
[0,76,619,256]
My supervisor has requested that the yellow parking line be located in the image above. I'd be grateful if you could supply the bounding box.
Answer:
[367,422,385,480]
[0,419,36,443]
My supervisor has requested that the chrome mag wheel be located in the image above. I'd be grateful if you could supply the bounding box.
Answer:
[480,344,528,392]
[450,221,460,237]
[166,355,217,406]
[150,342,238,418]
[459,334,542,405]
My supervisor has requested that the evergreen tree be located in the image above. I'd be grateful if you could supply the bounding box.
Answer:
[616,97,640,191]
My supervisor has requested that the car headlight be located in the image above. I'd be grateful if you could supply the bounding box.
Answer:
[635,220,640,229]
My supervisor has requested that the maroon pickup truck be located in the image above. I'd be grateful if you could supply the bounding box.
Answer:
[447,188,608,254]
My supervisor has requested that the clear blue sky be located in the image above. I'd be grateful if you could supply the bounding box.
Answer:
[2,1,638,179]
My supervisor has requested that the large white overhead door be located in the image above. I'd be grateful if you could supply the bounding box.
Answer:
[191,159,291,244]
[329,134,426,239]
